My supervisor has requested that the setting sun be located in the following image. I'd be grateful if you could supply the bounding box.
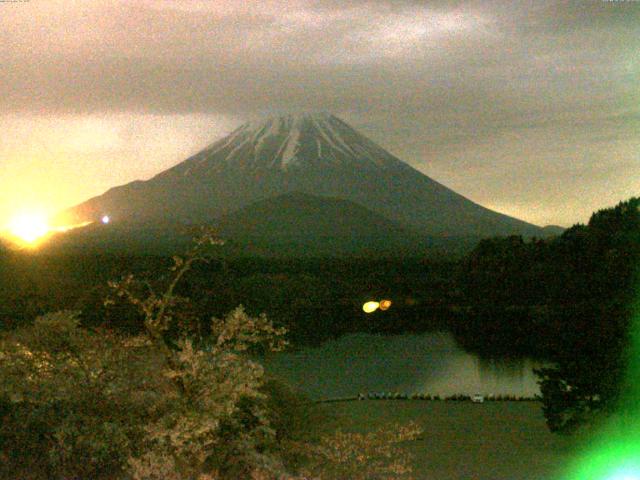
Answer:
[7,212,50,244]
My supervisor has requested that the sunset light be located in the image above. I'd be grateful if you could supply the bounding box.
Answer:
[7,212,50,244]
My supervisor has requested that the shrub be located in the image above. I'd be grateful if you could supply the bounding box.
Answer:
[0,311,162,479]
[1,231,422,479]
[294,422,422,480]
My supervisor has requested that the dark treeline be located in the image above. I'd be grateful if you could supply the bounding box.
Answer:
[1,199,638,358]
[456,197,640,431]
[456,197,639,358]
[0,251,461,347]
[1,198,638,432]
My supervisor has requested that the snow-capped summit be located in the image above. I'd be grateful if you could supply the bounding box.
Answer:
[157,112,403,178]
[61,113,544,238]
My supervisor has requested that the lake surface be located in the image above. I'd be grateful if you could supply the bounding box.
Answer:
[262,332,546,399]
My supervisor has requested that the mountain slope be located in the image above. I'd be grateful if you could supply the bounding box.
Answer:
[47,192,433,257]
[60,113,543,238]
[214,192,429,256]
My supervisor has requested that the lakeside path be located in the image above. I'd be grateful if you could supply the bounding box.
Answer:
[328,401,587,480]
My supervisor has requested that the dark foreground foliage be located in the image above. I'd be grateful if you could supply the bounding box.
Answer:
[0,236,421,479]
[1,197,638,436]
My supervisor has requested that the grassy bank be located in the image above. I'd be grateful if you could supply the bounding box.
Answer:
[328,400,586,480]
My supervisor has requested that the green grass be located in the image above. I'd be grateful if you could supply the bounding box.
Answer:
[327,400,587,480]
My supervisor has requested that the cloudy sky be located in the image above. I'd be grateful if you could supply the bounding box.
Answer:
[1,0,638,228]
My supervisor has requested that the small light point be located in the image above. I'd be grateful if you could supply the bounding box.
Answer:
[379,299,392,311]
[363,301,380,313]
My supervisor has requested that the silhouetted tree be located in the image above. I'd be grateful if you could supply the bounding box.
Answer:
[538,199,639,431]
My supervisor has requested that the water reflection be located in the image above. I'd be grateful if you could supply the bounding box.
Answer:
[263,332,546,399]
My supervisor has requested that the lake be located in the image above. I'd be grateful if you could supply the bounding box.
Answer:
[262,332,546,399]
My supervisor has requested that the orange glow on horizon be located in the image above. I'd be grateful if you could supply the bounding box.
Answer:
[3,210,93,248]
[7,212,49,245]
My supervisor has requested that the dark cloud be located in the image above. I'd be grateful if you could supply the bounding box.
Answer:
[0,0,638,226]
[2,1,636,117]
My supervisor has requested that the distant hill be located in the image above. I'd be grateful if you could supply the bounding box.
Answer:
[213,192,429,257]
[43,220,193,256]
[540,225,566,236]
[47,192,438,257]
[59,113,546,241]
[46,192,493,257]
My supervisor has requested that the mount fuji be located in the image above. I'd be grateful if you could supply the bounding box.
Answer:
[60,113,544,245]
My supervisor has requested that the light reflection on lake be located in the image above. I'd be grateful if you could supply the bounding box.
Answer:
[262,332,545,399]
